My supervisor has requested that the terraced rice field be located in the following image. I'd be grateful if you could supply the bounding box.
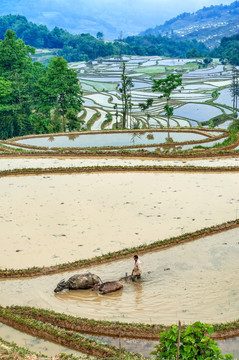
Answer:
[0,56,239,359]
[1,153,239,358]
[67,56,235,131]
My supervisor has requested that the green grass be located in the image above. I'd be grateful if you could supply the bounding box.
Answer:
[134,62,199,75]
[81,79,117,92]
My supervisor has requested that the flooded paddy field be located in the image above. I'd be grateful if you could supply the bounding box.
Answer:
[0,55,238,358]
[0,323,87,358]
[1,226,239,326]
[1,172,239,270]
[13,130,216,149]
[1,155,239,357]
[173,103,223,122]
[0,323,238,359]
[67,56,235,131]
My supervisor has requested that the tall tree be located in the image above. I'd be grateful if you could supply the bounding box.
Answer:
[37,57,83,132]
[152,74,182,128]
[0,29,36,138]
[231,67,239,113]
[118,62,134,128]
[96,32,104,41]
[139,98,154,128]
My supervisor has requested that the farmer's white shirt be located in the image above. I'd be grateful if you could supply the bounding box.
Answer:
[133,259,142,276]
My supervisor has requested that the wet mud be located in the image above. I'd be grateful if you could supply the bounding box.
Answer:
[1,172,239,269]
[1,227,239,325]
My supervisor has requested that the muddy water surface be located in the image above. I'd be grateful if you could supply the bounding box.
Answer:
[1,172,239,269]
[0,227,239,325]
[1,322,239,358]
[0,323,88,358]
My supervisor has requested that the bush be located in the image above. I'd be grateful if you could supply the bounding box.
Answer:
[151,321,233,359]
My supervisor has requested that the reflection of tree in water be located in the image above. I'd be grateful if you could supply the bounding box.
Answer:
[155,143,183,152]
[48,136,55,142]
[155,133,183,152]
[130,132,143,144]
[146,134,154,141]
[67,134,80,141]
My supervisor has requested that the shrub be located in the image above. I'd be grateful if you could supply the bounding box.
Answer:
[151,321,233,359]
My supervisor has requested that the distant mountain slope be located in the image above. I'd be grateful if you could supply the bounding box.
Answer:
[0,0,118,39]
[140,1,239,48]
[0,14,210,62]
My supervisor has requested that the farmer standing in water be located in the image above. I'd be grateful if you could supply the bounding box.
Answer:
[131,254,142,280]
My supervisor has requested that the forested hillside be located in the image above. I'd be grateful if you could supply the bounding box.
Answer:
[211,33,239,65]
[0,30,83,139]
[0,14,238,65]
[140,1,239,49]
[0,15,209,62]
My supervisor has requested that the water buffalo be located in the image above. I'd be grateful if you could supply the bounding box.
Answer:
[54,273,102,293]
[92,280,123,295]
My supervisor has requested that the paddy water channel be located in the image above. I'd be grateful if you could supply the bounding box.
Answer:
[1,226,239,325]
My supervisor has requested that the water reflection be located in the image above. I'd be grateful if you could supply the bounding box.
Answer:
[153,132,183,152]
[48,136,55,142]
[146,134,154,140]
[67,134,80,141]
[15,131,210,148]
[155,135,183,153]
[130,132,143,144]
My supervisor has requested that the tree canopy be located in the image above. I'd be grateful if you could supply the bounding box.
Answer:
[211,33,239,65]
[0,14,210,62]
[0,30,83,139]
[1,14,239,65]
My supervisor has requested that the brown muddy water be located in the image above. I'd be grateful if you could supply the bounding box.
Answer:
[1,227,239,325]
[1,172,239,269]
[1,170,239,357]
[0,322,239,359]
[0,323,89,358]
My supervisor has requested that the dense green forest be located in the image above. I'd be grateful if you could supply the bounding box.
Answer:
[211,33,239,65]
[1,14,239,64]
[0,15,210,62]
[0,29,83,139]
[0,15,238,140]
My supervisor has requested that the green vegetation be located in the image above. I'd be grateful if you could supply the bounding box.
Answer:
[0,30,83,139]
[0,336,45,359]
[86,110,101,130]
[139,99,154,128]
[134,62,198,75]
[118,62,134,128]
[101,113,112,129]
[121,35,209,59]
[1,14,239,66]
[211,33,239,65]
[0,14,210,63]
[8,305,164,339]
[3,305,239,356]
[152,321,233,359]
[152,74,183,128]
[0,306,147,359]
[81,79,117,92]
